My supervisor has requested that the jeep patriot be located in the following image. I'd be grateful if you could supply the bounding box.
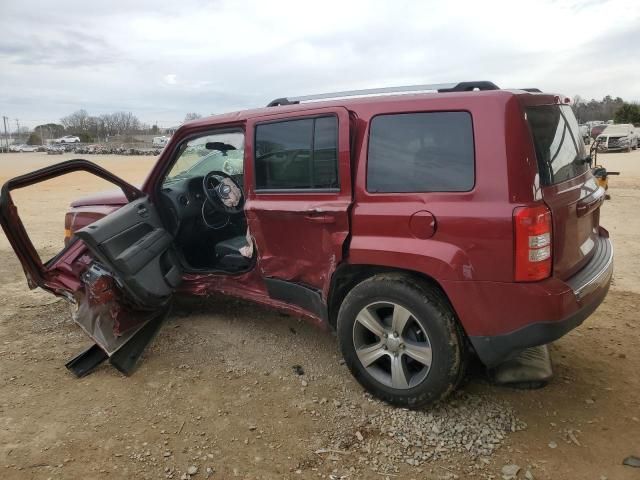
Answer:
[0,81,613,407]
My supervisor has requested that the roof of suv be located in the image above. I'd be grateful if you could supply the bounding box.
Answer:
[185,84,559,129]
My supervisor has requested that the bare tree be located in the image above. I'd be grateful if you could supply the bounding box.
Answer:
[60,109,90,132]
[34,123,65,139]
[93,112,142,136]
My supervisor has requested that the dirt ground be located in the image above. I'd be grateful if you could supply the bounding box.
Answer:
[0,150,639,480]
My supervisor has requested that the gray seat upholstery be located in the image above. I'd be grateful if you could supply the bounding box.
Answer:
[215,235,248,258]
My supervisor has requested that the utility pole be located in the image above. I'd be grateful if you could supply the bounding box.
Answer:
[15,118,21,144]
[2,116,9,151]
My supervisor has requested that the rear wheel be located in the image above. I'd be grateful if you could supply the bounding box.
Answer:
[337,274,465,408]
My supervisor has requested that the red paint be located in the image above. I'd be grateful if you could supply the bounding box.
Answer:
[409,211,436,239]
[243,107,352,298]
[70,189,128,207]
[1,90,611,348]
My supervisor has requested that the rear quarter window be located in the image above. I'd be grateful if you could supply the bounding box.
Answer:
[526,105,588,186]
[367,111,475,193]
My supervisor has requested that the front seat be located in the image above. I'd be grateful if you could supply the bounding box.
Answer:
[215,235,251,271]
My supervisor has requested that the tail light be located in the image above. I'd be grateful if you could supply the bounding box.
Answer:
[514,204,552,281]
[64,212,73,246]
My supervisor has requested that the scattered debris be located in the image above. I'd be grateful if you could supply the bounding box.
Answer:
[501,463,520,479]
[314,449,348,455]
[623,455,640,468]
[177,421,185,435]
[548,441,558,449]
[567,430,581,447]
[187,465,198,475]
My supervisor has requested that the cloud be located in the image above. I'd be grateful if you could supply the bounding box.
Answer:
[164,74,178,85]
[0,0,638,128]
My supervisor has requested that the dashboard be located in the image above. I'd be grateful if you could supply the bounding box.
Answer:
[159,174,244,232]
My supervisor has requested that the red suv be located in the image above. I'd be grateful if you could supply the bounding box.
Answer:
[0,81,613,408]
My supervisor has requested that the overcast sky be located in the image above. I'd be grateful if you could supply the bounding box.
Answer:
[1,0,639,129]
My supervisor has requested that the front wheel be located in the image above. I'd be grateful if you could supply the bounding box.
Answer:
[337,274,465,408]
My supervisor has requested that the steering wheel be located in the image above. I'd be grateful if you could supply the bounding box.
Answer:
[202,170,244,215]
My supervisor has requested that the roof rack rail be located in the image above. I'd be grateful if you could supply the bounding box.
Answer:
[266,81,500,107]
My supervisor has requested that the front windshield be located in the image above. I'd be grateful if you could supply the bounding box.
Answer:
[164,130,244,184]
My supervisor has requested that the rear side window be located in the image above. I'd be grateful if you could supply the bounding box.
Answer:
[526,105,587,185]
[367,112,475,193]
[255,116,338,190]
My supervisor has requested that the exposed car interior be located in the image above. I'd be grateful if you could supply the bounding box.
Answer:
[158,130,253,272]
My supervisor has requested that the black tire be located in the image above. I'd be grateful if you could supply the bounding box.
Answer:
[337,273,465,408]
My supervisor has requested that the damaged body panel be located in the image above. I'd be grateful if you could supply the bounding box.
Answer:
[0,160,180,375]
[243,107,353,300]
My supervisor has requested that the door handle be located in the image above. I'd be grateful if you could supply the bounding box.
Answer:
[304,214,336,224]
[137,204,149,218]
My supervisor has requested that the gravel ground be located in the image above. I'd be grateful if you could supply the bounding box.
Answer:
[324,391,526,477]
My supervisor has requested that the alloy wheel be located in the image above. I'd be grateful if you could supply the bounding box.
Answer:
[352,301,432,389]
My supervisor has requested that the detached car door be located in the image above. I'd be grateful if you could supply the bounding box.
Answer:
[0,159,182,375]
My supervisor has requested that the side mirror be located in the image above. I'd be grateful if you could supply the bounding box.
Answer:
[205,142,236,155]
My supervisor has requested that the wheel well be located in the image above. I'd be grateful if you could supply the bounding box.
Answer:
[327,264,457,330]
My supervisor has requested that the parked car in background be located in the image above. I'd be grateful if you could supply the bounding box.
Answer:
[590,123,608,140]
[54,135,81,144]
[9,144,38,152]
[579,124,591,144]
[0,82,613,408]
[152,135,171,147]
[596,124,638,152]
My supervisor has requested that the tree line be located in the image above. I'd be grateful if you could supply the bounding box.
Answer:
[28,111,204,144]
[572,95,640,124]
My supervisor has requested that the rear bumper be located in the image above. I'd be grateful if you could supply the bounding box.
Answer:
[444,230,613,367]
